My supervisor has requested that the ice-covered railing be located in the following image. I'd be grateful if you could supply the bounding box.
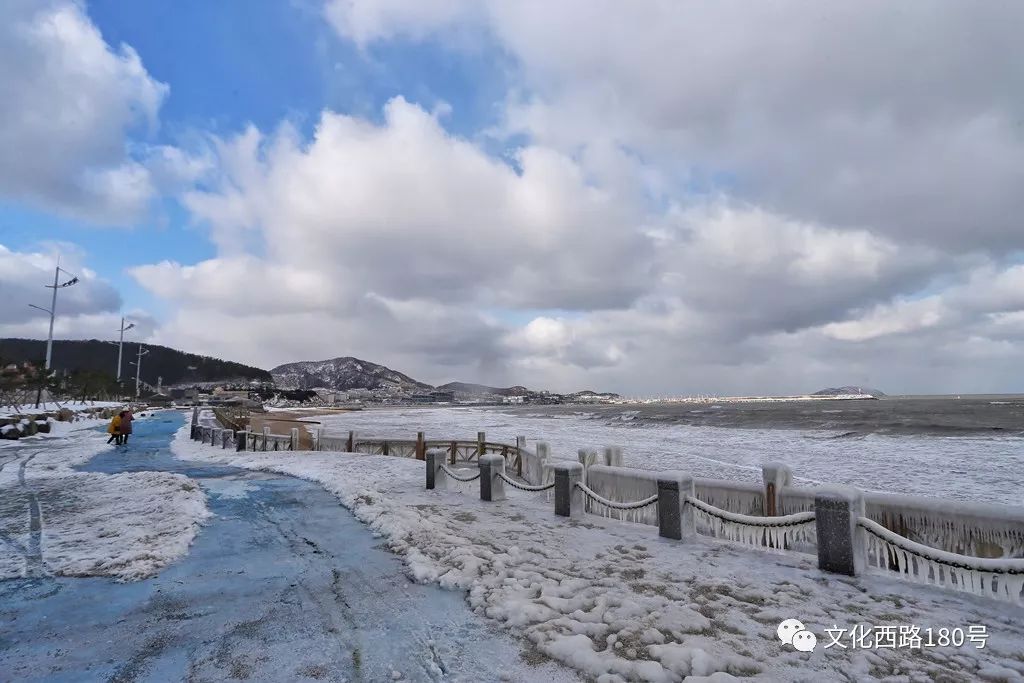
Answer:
[582,465,767,531]
[858,517,1024,604]
[583,464,661,525]
[567,462,815,552]
[684,495,816,550]
[575,479,659,522]
[865,493,1024,559]
[696,479,765,516]
[778,485,1024,559]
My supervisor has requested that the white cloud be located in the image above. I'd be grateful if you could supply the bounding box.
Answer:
[111,4,1024,394]
[325,0,1024,251]
[0,242,156,342]
[0,0,169,224]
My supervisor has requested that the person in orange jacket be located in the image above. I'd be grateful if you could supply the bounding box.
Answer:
[107,412,123,445]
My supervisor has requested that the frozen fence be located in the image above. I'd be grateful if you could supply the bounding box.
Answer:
[778,485,1024,560]
[417,452,1024,604]
[859,517,1024,603]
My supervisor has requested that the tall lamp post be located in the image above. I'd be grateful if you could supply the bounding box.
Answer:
[27,260,78,406]
[129,344,150,398]
[116,318,136,383]
[27,260,79,370]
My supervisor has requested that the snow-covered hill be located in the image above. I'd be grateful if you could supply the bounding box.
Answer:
[270,357,432,391]
[813,385,886,397]
[435,382,530,397]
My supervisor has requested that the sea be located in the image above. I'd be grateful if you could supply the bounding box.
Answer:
[314,396,1024,507]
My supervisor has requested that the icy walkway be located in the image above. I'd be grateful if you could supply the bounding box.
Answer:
[0,414,581,682]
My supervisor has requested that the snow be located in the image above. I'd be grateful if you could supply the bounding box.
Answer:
[0,416,210,581]
[0,400,123,419]
[174,426,1024,682]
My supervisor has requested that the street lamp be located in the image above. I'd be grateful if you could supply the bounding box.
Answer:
[116,318,136,382]
[26,259,79,371]
[129,344,150,398]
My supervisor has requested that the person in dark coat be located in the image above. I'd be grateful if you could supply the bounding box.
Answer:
[120,409,134,445]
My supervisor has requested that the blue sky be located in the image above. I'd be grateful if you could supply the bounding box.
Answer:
[3,0,511,317]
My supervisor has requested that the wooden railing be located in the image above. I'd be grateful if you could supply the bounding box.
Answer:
[323,431,526,477]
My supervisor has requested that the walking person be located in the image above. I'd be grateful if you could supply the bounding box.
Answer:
[106,412,123,445]
[120,408,134,445]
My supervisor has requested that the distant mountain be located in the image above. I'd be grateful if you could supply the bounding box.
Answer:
[573,390,621,398]
[436,382,530,397]
[0,338,271,386]
[813,385,886,398]
[270,357,432,391]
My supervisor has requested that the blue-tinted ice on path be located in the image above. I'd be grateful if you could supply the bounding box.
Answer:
[0,413,582,682]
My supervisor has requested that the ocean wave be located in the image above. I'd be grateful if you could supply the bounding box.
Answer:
[805,430,863,440]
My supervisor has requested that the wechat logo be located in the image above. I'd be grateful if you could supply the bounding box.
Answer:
[777,619,817,652]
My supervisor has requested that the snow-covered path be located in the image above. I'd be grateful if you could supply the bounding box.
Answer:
[0,414,209,581]
[0,414,581,682]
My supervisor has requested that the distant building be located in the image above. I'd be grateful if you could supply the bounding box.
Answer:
[407,390,455,404]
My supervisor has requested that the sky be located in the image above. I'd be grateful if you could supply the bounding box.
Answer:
[2,0,1024,396]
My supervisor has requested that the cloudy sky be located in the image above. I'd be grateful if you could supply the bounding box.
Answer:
[2,0,1023,395]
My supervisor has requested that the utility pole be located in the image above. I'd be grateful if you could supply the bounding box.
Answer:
[28,258,78,407]
[116,317,135,382]
[132,345,150,398]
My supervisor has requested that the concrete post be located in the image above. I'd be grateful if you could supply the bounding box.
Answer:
[479,453,506,501]
[236,430,246,451]
[762,463,793,516]
[314,428,323,452]
[604,446,624,467]
[554,462,584,517]
[416,432,425,460]
[477,431,486,460]
[262,426,270,452]
[191,406,199,426]
[426,449,446,490]
[657,475,696,540]
[815,488,866,576]
[222,430,231,449]
[536,442,550,460]
[290,427,299,451]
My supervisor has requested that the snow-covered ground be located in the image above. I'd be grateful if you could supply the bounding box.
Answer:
[0,400,124,419]
[173,427,1024,682]
[0,414,210,581]
[310,407,1024,505]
